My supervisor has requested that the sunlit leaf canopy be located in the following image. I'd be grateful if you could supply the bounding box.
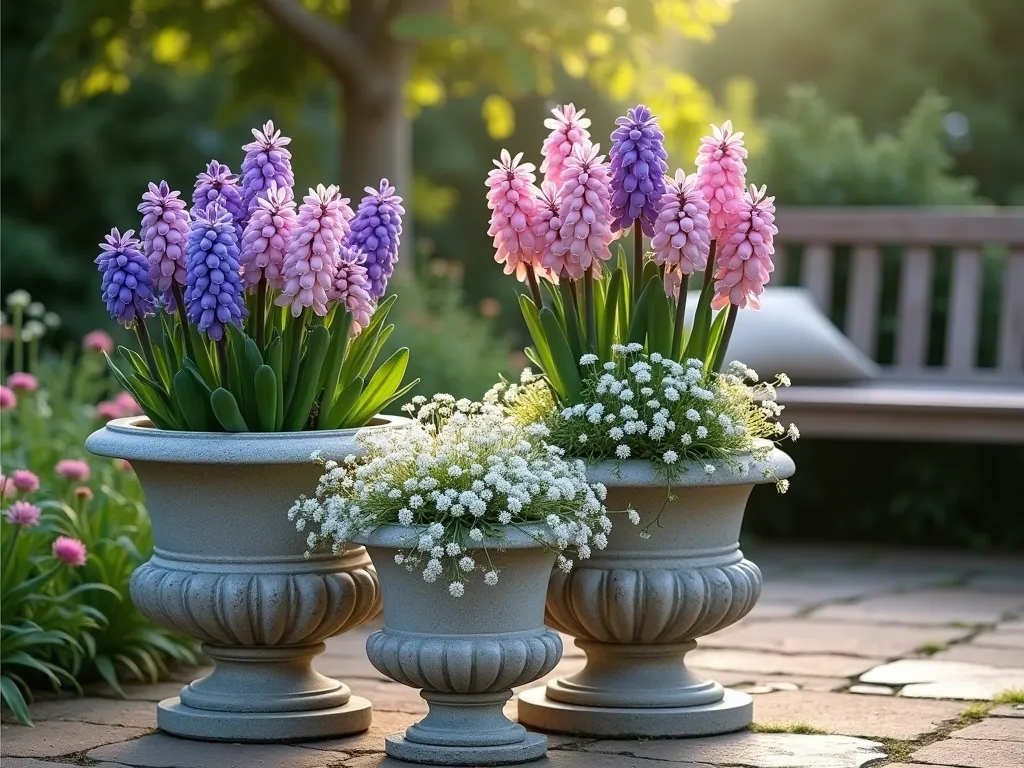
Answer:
[52,0,742,162]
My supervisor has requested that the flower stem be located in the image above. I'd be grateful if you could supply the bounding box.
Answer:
[255,278,267,352]
[216,337,230,390]
[525,265,543,308]
[12,307,23,372]
[671,273,690,362]
[713,304,739,373]
[283,310,305,409]
[704,239,717,287]
[171,283,197,364]
[632,220,643,303]
[583,269,597,352]
[134,318,161,383]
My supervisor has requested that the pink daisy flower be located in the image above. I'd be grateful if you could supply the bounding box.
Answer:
[53,536,88,567]
[11,469,39,494]
[55,459,91,482]
[6,500,41,527]
[7,372,38,392]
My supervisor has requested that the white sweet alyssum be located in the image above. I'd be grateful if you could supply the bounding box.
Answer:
[501,347,796,492]
[289,393,613,596]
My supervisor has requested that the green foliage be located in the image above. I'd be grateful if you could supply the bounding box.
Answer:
[692,0,1024,204]
[749,86,980,206]
[381,266,516,402]
[112,301,416,433]
[1,347,196,725]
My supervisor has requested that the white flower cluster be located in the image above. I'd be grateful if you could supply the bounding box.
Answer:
[289,393,617,596]
[544,345,797,490]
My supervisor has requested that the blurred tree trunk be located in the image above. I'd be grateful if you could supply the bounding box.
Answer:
[255,0,436,265]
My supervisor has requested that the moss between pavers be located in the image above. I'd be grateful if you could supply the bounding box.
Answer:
[993,687,1024,705]
[750,722,827,735]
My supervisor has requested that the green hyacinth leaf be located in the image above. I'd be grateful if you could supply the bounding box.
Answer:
[254,365,278,432]
[283,324,331,431]
[210,388,249,432]
[173,369,213,431]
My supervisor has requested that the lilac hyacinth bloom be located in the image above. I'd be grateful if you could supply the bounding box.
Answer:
[331,245,375,336]
[240,181,296,292]
[240,120,294,214]
[138,181,190,307]
[608,105,668,236]
[193,161,245,238]
[185,204,247,341]
[95,228,156,327]
[348,179,404,299]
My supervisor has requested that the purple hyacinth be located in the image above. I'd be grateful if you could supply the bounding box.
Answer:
[608,105,668,236]
[138,181,190,308]
[240,120,294,214]
[185,204,247,341]
[331,246,375,336]
[348,179,404,299]
[193,161,245,238]
[96,228,156,327]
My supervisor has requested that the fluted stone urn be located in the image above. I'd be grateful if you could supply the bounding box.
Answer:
[86,415,406,742]
[356,525,562,766]
[518,444,795,738]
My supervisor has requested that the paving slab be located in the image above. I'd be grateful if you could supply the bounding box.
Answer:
[848,684,895,695]
[342,753,714,768]
[1,720,150,759]
[578,732,886,768]
[745,601,803,619]
[991,705,1024,718]
[298,710,417,754]
[969,630,1024,649]
[703,619,971,658]
[932,644,1024,668]
[749,690,963,739]
[2,761,127,768]
[814,589,1024,625]
[860,658,1024,702]
[89,733,351,767]
[688,648,883,678]
[951,717,1024,741]
[910,738,1024,768]
[1,697,157,729]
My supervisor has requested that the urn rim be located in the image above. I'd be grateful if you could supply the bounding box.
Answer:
[85,414,410,465]
[586,440,795,488]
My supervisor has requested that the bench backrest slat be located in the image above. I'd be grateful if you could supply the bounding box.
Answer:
[775,207,1024,383]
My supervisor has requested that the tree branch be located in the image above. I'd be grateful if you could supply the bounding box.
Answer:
[254,0,386,98]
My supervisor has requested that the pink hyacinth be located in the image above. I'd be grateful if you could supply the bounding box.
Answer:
[540,104,592,187]
[331,246,375,336]
[11,469,39,494]
[694,121,748,239]
[652,169,712,280]
[486,150,540,282]
[531,181,564,277]
[6,500,40,527]
[0,475,15,498]
[0,386,15,411]
[114,391,142,416]
[75,486,94,502]
[82,330,114,355]
[712,184,777,311]
[7,372,38,392]
[241,181,296,291]
[95,401,122,421]
[52,536,87,567]
[550,143,615,280]
[275,185,353,317]
[138,181,190,304]
[55,459,91,482]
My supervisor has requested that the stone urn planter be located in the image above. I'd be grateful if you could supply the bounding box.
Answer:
[518,444,795,738]
[357,524,563,766]
[85,415,406,742]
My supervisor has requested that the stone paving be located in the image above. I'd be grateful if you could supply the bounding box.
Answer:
[3,544,1023,768]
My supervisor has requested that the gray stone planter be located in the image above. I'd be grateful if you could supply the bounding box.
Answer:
[355,524,562,766]
[85,415,406,742]
[518,444,795,738]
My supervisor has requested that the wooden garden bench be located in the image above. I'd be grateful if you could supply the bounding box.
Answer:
[771,208,1024,444]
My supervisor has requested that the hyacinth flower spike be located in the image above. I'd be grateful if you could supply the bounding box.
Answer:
[240,120,294,214]
[710,183,777,371]
[651,169,712,357]
[609,105,668,302]
[185,203,248,385]
[95,227,162,379]
[485,149,544,305]
[540,104,592,187]
[193,160,246,239]
[240,181,297,349]
[694,120,748,239]
[330,245,376,337]
[531,181,563,282]
[348,178,404,300]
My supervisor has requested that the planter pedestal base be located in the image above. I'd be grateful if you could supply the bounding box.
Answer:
[157,695,373,742]
[385,731,547,766]
[516,686,751,738]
